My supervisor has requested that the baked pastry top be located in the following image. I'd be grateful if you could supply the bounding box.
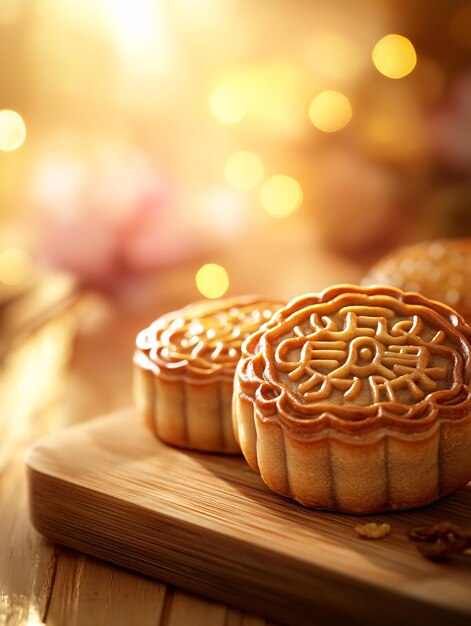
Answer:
[239,286,470,430]
[136,296,281,381]
[362,238,471,322]
[234,285,471,512]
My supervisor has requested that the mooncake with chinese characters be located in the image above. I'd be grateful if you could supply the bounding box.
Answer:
[233,285,471,513]
[134,296,283,453]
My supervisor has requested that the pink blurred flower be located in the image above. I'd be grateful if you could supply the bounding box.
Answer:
[30,142,193,287]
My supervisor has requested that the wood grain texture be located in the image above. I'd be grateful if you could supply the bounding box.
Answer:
[0,301,77,625]
[0,283,274,626]
[26,410,471,626]
[45,548,167,626]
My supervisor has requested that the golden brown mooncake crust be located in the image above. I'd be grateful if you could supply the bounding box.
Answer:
[362,238,471,323]
[233,285,471,513]
[134,295,283,453]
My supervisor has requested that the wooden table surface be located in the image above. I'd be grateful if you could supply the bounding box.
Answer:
[0,238,366,626]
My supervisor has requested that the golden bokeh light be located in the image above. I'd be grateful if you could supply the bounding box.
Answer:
[209,85,246,125]
[224,151,264,192]
[372,34,417,79]
[260,175,303,219]
[195,263,229,299]
[0,247,34,286]
[216,64,306,138]
[308,90,352,133]
[0,110,27,151]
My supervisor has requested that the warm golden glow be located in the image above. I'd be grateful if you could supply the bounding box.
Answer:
[224,151,264,192]
[0,248,34,286]
[260,175,303,219]
[308,90,352,133]
[0,0,25,24]
[214,64,306,138]
[372,34,417,79]
[25,606,45,626]
[196,263,229,298]
[209,85,246,125]
[0,110,26,151]
[102,0,172,79]
[362,111,426,162]
[360,86,426,161]
[305,31,364,82]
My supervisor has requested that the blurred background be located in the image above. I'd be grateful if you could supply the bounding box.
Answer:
[1,0,471,307]
[2,5,471,619]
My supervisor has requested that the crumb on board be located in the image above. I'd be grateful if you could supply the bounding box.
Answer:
[408,521,471,560]
[355,522,391,539]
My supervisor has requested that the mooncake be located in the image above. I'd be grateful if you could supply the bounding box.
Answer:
[233,285,471,513]
[362,238,471,323]
[134,296,283,453]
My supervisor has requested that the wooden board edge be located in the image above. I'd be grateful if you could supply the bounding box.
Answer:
[25,457,471,626]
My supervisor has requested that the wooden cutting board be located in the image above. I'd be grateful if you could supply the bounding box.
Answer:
[26,409,471,626]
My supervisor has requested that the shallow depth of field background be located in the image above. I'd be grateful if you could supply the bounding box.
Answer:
[1,0,471,305]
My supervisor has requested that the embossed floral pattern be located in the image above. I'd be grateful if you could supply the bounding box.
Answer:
[137,297,282,379]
